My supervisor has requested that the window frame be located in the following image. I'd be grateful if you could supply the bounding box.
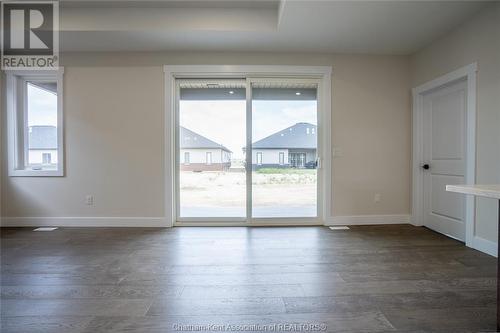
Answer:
[6,68,64,177]
[165,65,332,227]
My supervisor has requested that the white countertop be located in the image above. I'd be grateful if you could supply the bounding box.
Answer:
[446,185,500,200]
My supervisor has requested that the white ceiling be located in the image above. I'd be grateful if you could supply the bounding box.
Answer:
[59,0,491,54]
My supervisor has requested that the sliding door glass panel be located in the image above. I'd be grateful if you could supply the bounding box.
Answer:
[178,80,246,218]
[251,82,318,218]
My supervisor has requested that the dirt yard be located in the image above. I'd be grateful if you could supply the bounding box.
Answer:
[179,169,317,217]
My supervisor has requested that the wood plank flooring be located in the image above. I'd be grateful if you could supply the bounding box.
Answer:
[0,225,497,332]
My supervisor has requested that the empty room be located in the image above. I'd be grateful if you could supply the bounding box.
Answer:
[1,0,500,332]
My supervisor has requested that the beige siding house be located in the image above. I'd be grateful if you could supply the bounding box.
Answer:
[180,127,231,172]
[250,123,317,169]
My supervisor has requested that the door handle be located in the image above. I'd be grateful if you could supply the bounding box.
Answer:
[422,164,430,170]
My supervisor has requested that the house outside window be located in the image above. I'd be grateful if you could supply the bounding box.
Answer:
[250,123,316,169]
[179,127,232,172]
[42,153,52,164]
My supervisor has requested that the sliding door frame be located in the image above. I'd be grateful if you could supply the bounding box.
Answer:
[164,65,332,227]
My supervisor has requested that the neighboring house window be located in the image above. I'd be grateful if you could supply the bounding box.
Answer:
[256,152,263,165]
[206,152,212,165]
[312,128,315,134]
[306,128,310,134]
[42,153,52,165]
[184,152,190,165]
[279,152,284,165]
[6,69,64,176]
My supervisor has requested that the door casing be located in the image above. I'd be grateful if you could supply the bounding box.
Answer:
[164,65,332,227]
[411,63,477,246]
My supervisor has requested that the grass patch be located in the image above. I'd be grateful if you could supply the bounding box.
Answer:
[256,168,316,175]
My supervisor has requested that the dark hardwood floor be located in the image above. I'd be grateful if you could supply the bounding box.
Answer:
[0,225,497,333]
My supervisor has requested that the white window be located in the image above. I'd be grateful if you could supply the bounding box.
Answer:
[256,152,263,165]
[206,152,212,165]
[184,152,190,165]
[7,69,64,176]
[279,152,284,165]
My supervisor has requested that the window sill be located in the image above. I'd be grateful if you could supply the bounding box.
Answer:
[9,169,64,177]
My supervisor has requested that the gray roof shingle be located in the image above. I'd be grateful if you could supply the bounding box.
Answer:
[180,127,231,152]
[252,122,317,149]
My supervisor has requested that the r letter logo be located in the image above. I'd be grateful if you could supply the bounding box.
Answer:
[1,1,59,70]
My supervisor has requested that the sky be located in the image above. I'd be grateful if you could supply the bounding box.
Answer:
[180,100,317,159]
[27,83,57,127]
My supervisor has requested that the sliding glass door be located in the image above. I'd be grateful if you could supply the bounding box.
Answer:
[176,78,319,223]
[178,80,246,218]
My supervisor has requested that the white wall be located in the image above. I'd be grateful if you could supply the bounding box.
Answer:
[411,3,500,243]
[331,55,411,216]
[2,67,165,218]
[0,72,3,223]
[1,52,411,223]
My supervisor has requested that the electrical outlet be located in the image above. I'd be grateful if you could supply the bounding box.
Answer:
[374,193,381,203]
[85,195,94,206]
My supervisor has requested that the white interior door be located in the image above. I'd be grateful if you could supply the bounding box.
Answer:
[422,79,467,241]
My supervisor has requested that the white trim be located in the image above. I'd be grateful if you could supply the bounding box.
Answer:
[6,68,65,177]
[245,78,253,220]
[0,217,167,228]
[164,65,332,227]
[411,63,477,246]
[471,235,497,257]
[163,65,332,77]
[326,214,411,226]
[174,218,323,227]
[413,63,477,95]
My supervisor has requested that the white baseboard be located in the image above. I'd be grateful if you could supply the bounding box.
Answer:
[2,214,412,229]
[0,217,170,228]
[325,214,411,226]
[471,235,497,257]
[2,215,411,228]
